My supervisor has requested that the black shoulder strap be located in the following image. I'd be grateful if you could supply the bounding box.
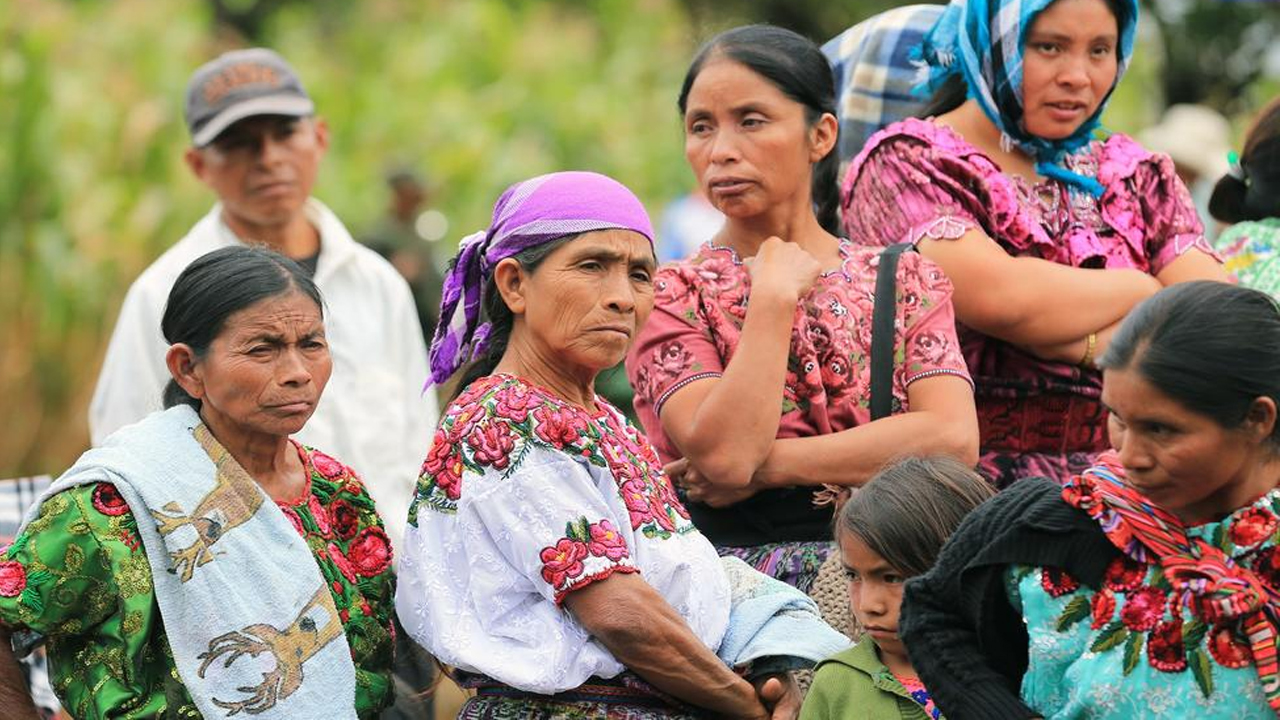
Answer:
[870,242,912,421]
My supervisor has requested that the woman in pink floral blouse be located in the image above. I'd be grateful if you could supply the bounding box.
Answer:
[625,25,978,593]
[840,0,1228,489]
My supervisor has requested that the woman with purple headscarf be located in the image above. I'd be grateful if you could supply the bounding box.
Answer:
[396,171,847,719]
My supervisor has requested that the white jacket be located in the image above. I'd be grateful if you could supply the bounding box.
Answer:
[89,199,438,550]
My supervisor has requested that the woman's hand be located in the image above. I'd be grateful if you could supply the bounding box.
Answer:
[665,458,760,508]
[755,673,802,720]
[747,237,823,306]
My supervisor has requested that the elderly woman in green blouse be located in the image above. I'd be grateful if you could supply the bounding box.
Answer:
[0,246,395,719]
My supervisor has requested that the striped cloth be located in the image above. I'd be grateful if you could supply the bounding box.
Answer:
[821,4,944,175]
[0,476,53,543]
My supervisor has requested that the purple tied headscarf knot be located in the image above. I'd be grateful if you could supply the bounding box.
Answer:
[426,171,655,387]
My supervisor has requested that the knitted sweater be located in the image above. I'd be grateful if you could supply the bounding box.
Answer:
[899,477,1122,720]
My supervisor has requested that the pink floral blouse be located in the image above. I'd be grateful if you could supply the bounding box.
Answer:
[840,118,1215,486]
[396,374,731,693]
[625,239,971,544]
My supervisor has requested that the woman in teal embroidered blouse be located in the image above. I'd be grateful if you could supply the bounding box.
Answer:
[901,281,1280,719]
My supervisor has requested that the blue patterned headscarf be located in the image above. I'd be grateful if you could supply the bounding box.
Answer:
[918,0,1139,196]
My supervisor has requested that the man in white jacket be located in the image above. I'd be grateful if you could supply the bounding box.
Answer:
[89,48,437,553]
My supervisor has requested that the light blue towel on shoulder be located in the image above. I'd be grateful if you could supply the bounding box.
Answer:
[18,405,357,719]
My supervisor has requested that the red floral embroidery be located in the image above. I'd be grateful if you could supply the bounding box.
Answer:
[1091,588,1116,629]
[620,478,656,530]
[328,543,357,583]
[467,422,517,470]
[1254,546,1280,590]
[330,500,360,540]
[279,505,305,536]
[348,527,393,577]
[532,405,588,448]
[91,483,129,516]
[587,520,628,561]
[339,608,350,623]
[1120,586,1166,632]
[1229,506,1278,548]
[1103,556,1145,593]
[540,538,589,587]
[421,440,463,501]
[0,561,26,597]
[1208,625,1252,668]
[308,495,332,536]
[494,383,537,423]
[311,451,348,480]
[1041,567,1080,597]
[1147,618,1187,672]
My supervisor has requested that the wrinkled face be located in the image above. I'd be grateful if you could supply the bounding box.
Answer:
[189,291,331,438]
[840,529,907,659]
[1021,0,1120,140]
[1104,365,1263,522]
[509,229,656,377]
[683,57,830,220]
[186,115,328,232]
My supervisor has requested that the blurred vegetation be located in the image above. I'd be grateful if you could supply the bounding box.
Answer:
[3,0,1279,477]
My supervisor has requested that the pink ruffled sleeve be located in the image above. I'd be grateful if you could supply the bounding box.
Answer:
[1130,152,1213,274]
[841,131,984,249]
[626,266,727,458]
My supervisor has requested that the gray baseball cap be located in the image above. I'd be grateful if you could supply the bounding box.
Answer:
[184,48,315,147]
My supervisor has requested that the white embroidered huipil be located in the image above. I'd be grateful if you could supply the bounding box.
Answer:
[396,374,732,693]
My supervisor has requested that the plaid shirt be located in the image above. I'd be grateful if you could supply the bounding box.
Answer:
[822,4,944,174]
[0,475,52,544]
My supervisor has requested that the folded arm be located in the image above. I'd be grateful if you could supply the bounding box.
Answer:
[918,229,1161,347]
[753,374,978,489]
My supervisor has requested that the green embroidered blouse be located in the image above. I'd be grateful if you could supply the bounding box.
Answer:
[0,443,395,718]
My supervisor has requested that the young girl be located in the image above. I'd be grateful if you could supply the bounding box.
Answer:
[800,457,994,720]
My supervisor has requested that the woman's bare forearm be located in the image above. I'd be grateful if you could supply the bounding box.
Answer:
[661,290,797,487]
[753,378,978,488]
[565,574,765,718]
[0,630,39,720]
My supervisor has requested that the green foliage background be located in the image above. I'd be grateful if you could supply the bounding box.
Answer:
[2,0,1277,476]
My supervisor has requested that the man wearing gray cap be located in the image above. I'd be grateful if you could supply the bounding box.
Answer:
[90,49,437,557]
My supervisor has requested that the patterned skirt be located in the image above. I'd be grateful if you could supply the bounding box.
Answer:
[714,540,836,595]
[455,675,704,719]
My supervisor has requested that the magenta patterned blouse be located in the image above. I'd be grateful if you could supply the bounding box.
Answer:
[625,239,971,545]
[841,118,1214,487]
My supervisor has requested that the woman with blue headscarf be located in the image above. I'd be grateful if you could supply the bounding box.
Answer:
[840,0,1228,490]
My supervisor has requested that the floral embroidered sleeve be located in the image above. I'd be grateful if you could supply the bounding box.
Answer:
[0,484,129,636]
[627,265,728,420]
[894,252,973,393]
[462,427,639,606]
[841,133,984,249]
[1130,152,1215,274]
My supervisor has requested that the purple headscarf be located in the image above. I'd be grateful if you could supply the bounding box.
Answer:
[427,171,655,386]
